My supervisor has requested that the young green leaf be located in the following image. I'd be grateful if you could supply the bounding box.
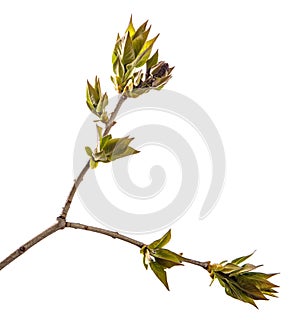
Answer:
[132,27,151,56]
[155,258,182,269]
[125,15,135,37]
[100,134,112,150]
[113,136,134,154]
[85,146,93,157]
[149,261,169,291]
[229,264,260,277]
[151,248,183,265]
[132,20,148,40]
[113,55,125,79]
[112,33,122,64]
[146,50,159,71]
[122,32,136,66]
[89,158,98,169]
[135,39,157,68]
[111,146,140,161]
[231,251,256,265]
[148,229,171,250]
[86,80,99,108]
[127,41,155,70]
[96,125,103,145]
[223,278,260,308]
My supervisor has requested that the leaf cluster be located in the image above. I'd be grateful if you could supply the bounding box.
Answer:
[140,230,183,290]
[209,252,279,308]
[111,16,173,96]
[85,125,139,168]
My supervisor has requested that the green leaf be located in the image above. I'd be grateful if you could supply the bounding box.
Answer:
[100,134,112,150]
[234,276,268,301]
[112,33,123,64]
[231,251,255,265]
[219,263,241,274]
[122,32,136,65]
[94,76,101,97]
[239,273,279,296]
[132,27,151,56]
[113,55,125,79]
[146,50,159,71]
[242,272,279,281]
[100,112,108,124]
[134,46,154,68]
[127,34,158,70]
[96,125,103,146]
[95,92,108,114]
[149,261,169,291]
[229,263,260,276]
[235,275,275,299]
[89,158,98,169]
[125,15,135,37]
[132,20,148,40]
[85,146,93,157]
[151,248,183,264]
[142,34,160,53]
[102,136,139,161]
[148,229,171,249]
[113,136,133,154]
[155,258,182,269]
[103,138,120,154]
[111,146,140,161]
[222,278,258,308]
[86,80,99,107]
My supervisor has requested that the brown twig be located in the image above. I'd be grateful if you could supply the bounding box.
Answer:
[59,161,90,220]
[103,94,127,135]
[0,218,209,272]
[65,221,144,248]
[181,256,210,270]
[59,94,127,221]
[65,221,210,269]
[0,220,65,271]
[0,94,128,271]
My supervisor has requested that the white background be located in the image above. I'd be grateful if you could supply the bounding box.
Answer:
[0,0,299,318]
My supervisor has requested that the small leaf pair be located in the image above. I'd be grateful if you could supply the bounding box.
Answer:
[140,229,183,290]
[208,251,279,308]
[85,125,139,169]
[86,77,109,124]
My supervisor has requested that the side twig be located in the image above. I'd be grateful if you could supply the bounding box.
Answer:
[59,93,127,221]
[66,221,144,248]
[65,221,210,270]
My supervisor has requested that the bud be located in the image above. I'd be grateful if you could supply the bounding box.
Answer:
[86,76,109,123]
[111,16,173,97]
[208,252,279,308]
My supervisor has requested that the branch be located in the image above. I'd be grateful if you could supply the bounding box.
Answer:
[66,221,144,248]
[0,220,65,271]
[59,94,127,220]
[103,94,127,135]
[59,161,90,220]
[181,256,210,270]
[0,94,129,271]
[65,221,209,270]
